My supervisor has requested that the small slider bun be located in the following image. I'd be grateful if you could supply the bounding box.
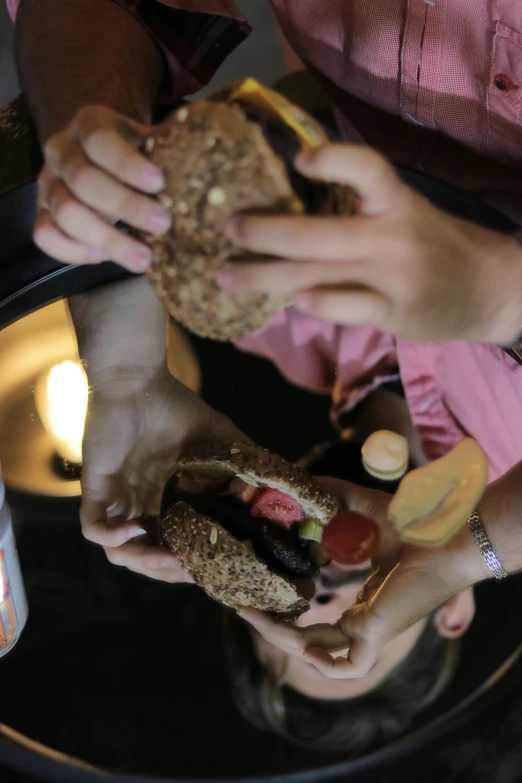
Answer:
[140,80,357,341]
[162,504,309,620]
[161,441,339,620]
[169,440,339,525]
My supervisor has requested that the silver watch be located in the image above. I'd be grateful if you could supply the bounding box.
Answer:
[467,510,508,581]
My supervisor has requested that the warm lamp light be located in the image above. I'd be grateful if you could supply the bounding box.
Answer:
[35,360,88,466]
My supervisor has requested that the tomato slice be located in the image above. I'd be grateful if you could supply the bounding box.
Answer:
[250,489,305,528]
[322,511,380,565]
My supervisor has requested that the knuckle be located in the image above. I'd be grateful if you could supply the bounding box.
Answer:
[43,134,62,161]
[64,159,93,193]
[80,525,100,545]
[53,198,81,228]
[119,192,147,224]
[33,219,52,248]
[75,105,104,134]
[104,547,123,566]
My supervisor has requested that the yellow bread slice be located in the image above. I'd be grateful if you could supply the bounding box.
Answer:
[388,438,488,547]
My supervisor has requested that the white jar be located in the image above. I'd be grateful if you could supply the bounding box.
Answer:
[0,470,28,658]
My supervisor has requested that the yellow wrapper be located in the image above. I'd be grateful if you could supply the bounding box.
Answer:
[209,78,357,216]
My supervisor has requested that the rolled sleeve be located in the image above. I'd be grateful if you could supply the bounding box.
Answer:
[112,0,251,103]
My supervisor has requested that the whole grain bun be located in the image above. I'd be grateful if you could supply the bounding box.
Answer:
[161,441,339,619]
[162,503,309,620]
[169,440,339,525]
[140,90,357,341]
[141,101,298,341]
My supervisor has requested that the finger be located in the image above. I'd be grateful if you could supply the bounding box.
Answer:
[59,149,171,235]
[315,477,388,516]
[237,608,305,655]
[295,144,407,215]
[238,609,349,656]
[71,106,164,192]
[295,288,389,327]
[217,259,371,295]
[46,180,151,271]
[80,500,148,547]
[303,647,363,679]
[226,214,382,261]
[33,210,106,264]
[103,542,192,583]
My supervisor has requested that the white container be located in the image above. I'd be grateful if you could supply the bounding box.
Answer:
[0,471,28,657]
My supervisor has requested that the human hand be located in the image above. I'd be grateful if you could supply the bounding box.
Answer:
[80,367,242,582]
[239,476,483,679]
[35,105,171,271]
[219,144,522,344]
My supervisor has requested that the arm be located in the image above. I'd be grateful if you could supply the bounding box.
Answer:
[68,278,242,581]
[15,0,163,139]
[14,0,249,270]
[14,0,168,269]
[68,276,167,385]
[240,464,522,681]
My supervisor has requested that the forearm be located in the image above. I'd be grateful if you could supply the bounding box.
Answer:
[15,0,163,140]
[68,278,167,382]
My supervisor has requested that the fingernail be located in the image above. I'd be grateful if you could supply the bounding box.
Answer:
[160,559,179,568]
[216,265,233,289]
[125,247,151,272]
[125,527,147,541]
[143,167,165,191]
[88,249,106,262]
[149,208,171,232]
[224,217,240,241]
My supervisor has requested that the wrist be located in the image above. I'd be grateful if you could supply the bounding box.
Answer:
[69,278,167,380]
[443,518,491,588]
[88,364,170,399]
[475,474,522,577]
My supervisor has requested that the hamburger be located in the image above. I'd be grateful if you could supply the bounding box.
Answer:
[160,441,339,620]
[141,79,357,341]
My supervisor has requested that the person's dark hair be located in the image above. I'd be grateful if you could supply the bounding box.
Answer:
[223,608,454,756]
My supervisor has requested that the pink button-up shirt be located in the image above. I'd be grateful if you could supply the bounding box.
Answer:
[8,0,522,481]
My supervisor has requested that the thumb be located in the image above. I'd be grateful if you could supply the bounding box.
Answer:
[318,476,391,522]
[338,553,455,676]
[296,144,407,215]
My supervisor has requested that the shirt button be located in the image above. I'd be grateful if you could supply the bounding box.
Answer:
[494,73,519,92]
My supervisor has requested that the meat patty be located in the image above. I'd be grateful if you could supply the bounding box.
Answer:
[174,492,319,581]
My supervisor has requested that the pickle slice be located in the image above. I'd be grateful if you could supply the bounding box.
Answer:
[299,519,323,543]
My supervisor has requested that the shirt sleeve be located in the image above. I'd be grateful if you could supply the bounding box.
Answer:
[7,0,251,104]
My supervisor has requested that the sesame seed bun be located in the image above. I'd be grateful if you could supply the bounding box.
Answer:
[169,440,339,526]
[162,503,309,620]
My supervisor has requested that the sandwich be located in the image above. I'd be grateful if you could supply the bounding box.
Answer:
[141,79,357,341]
[161,441,339,620]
